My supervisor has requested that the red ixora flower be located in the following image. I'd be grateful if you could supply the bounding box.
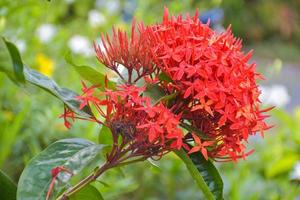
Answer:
[143,8,273,161]
[62,83,184,160]
[62,7,272,162]
[94,19,157,84]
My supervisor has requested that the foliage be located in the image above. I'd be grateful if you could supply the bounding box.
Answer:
[1,33,224,199]
[0,1,299,200]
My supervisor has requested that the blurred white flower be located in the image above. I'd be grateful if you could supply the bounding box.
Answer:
[36,24,57,43]
[15,40,26,53]
[88,10,106,27]
[260,84,290,107]
[290,162,300,180]
[68,35,93,56]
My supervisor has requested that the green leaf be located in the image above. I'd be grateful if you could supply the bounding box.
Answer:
[158,72,173,83]
[143,84,165,104]
[180,122,211,140]
[23,66,92,117]
[4,39,25,82]
[0,170,17,200]
[17,138,106,200]
[0,101,30,167]
[266,154,299,178]
[0,38,92,117]
[69,185,104,200]
[0,37,25,82]
[65,52,115,90]
[98,125,112,145]
[175,149,224,200]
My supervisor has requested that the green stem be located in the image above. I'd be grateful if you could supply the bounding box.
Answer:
[56,154,146,199]
[174,149,215,200]
[56,162,111,200]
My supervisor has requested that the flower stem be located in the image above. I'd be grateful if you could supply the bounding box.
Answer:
[55,149,146,199]
[56,162,111,200]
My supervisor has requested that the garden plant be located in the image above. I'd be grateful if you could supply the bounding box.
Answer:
[0,7,272,200]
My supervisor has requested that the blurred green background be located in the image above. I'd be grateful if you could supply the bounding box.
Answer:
[1,0,300,199]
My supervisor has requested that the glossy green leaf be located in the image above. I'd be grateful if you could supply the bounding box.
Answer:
[0,39,98,119]
[0,38,92,117]
[0,170,17,200]
[23,66,92,117]
[17,138,105,200]
[175,149,224,200]
[69,185,104,200]
[65,52,116,90]
[0,37,24,82]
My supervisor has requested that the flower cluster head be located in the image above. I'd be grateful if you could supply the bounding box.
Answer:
[63,83,183,161]
[63,8,272,162]
[94,19,157,84]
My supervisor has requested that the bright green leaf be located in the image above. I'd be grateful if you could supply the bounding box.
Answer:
[0,170,17,200]
[69,185,104,200]
[65,52,116,90]
[17,138,105,200]
[266,154,299,178]
[98,125,112,145]
[175,149,224,200]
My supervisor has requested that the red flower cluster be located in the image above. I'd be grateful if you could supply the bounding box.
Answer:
[63,8,272,162]
[143,8,272,161]
[94,20,156,84]
[63,83,184,159]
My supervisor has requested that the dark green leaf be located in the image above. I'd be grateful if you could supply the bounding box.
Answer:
[65,52,115,90]
[0,37,24,82]
[0,38,93,117]
[69,185,104,200]
[17,138,105,200]
[0,170,17,200]
[4,39,25,82]
[175,149,224,200]
[189,151,224,200]
[23,66,92,117]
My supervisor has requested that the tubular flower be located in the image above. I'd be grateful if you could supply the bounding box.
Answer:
[144,8,272,161]
[62,8,272,162]
[62,83,184,159]
[94,19,157,84]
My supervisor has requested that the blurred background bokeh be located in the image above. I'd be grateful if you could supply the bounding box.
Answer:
[1,0,300,199]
